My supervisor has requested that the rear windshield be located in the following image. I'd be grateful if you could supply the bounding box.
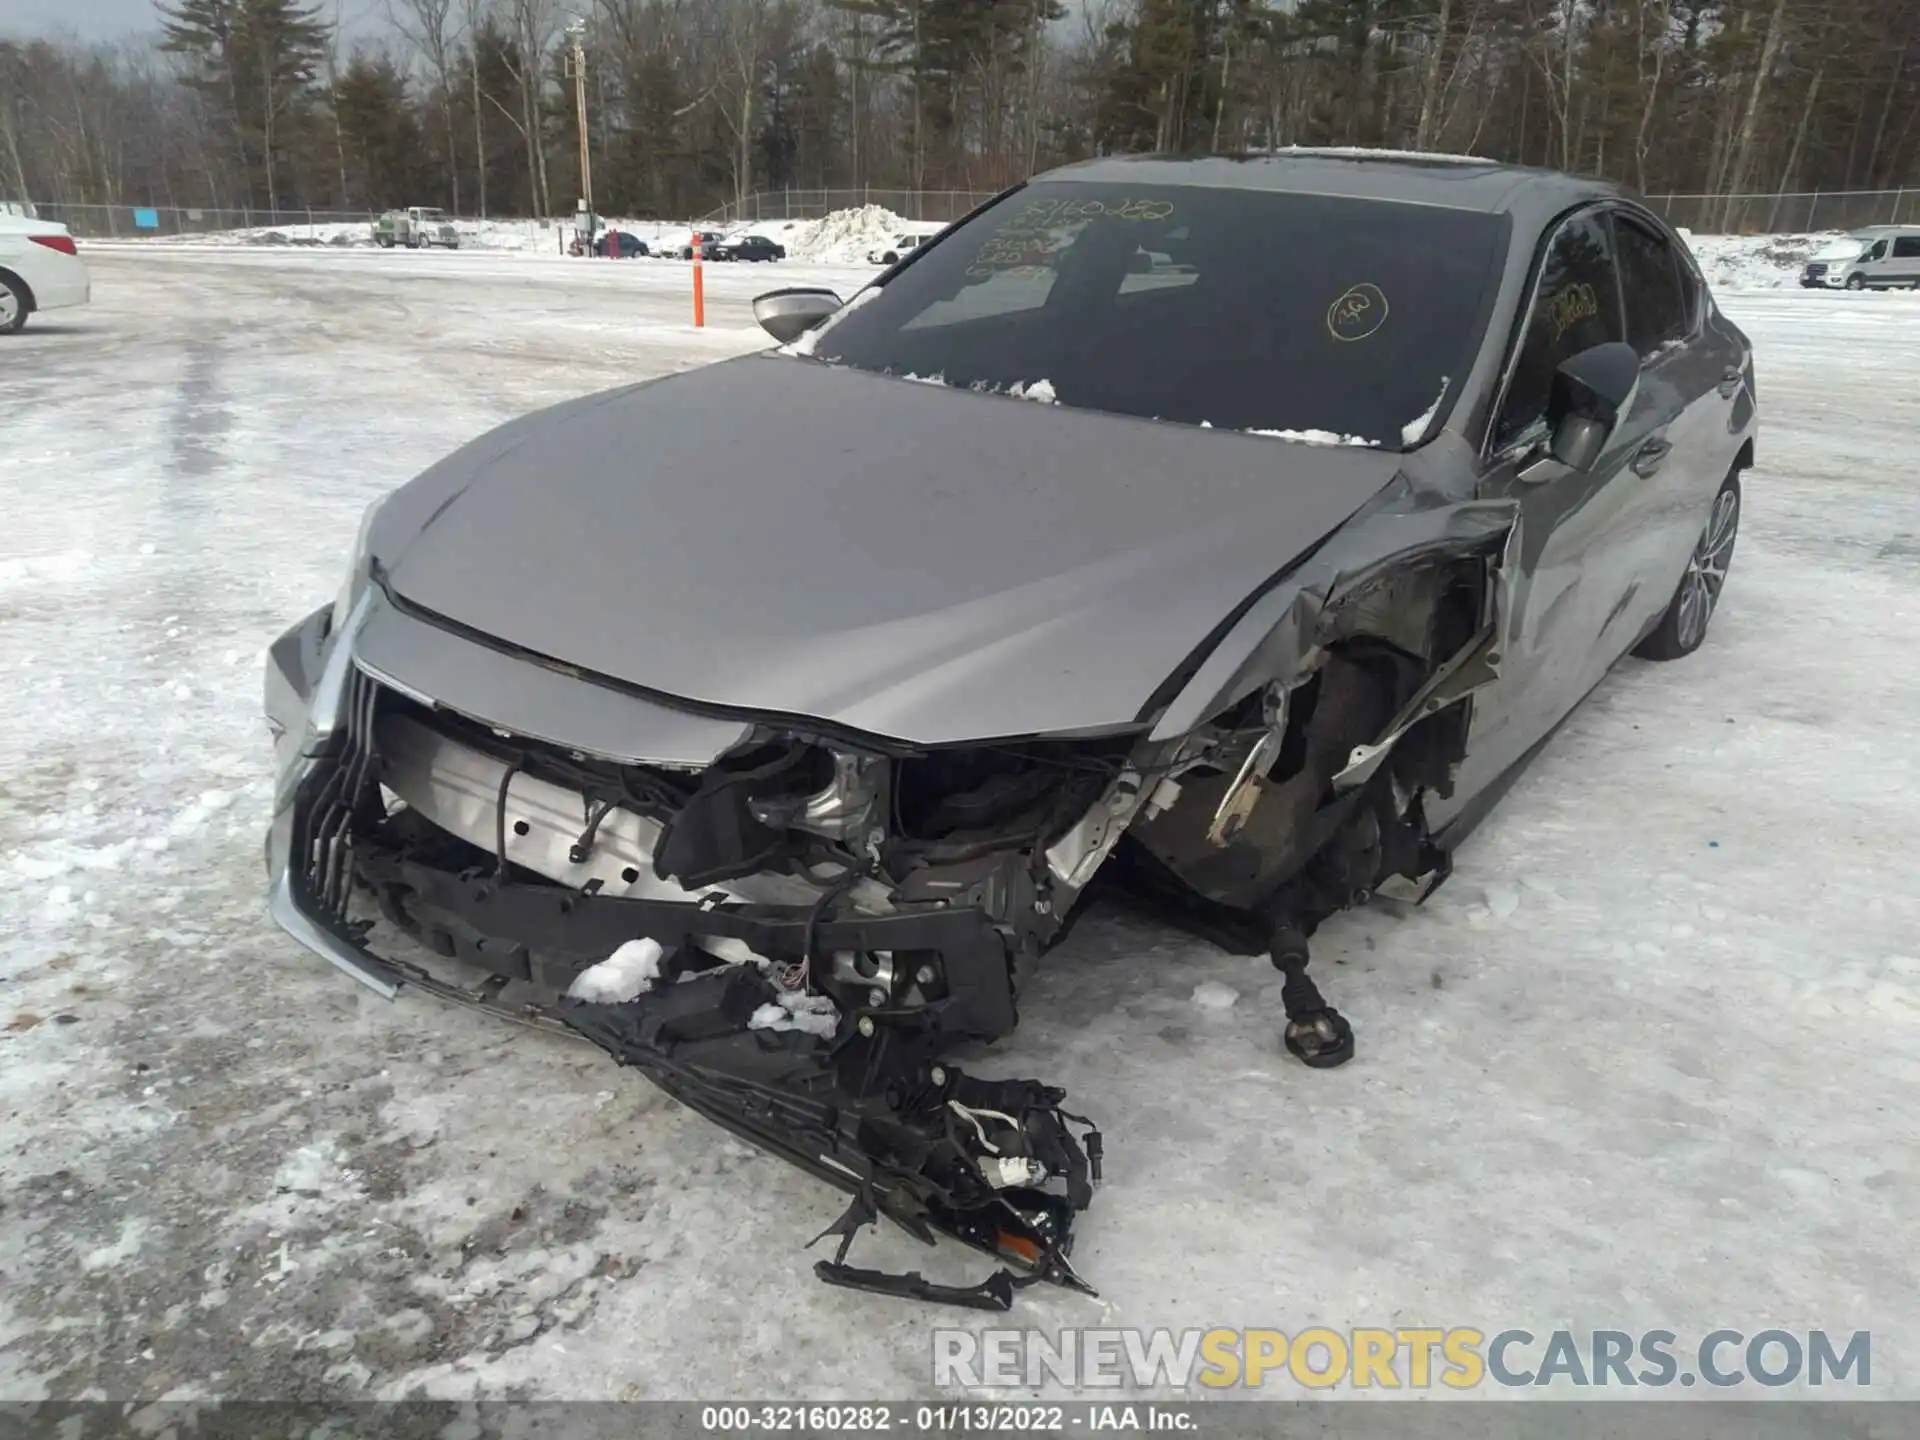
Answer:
[809,181,1509,448]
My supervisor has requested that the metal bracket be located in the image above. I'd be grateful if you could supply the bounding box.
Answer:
[1333,623,1501,795]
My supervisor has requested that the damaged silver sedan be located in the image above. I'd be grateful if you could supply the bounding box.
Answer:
[263,152,1757,1308]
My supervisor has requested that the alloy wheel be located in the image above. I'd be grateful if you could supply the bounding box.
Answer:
[1675,486,1739,650]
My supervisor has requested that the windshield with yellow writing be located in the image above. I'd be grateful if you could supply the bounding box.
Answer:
[808,182,1509,449]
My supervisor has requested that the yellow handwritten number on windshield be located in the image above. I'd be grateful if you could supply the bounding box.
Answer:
[1328,284,1388,342]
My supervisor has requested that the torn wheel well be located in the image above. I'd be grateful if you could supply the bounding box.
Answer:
[1123,551,1492,919]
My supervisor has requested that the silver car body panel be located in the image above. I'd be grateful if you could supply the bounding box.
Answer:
[353,589,753,767]
[368,356,1407,745]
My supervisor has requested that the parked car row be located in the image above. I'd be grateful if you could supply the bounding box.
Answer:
[579,230,790,261]
[671,231,787,261]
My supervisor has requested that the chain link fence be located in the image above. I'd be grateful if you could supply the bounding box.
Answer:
[1642,188,1917,234]
[31,203,385,240]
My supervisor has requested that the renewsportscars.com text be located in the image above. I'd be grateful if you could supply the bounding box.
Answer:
[932,1327,1871,1391]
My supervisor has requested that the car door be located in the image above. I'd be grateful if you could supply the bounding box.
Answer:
[1857,237,1889,284]
[1608,208,1737,617]
[1448,207,1676,803]
[1892,234,1920,285]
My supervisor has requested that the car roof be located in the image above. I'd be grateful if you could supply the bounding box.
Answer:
[1034,149,1619,222]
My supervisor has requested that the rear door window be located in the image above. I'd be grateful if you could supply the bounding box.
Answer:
[1893,236,1920,258]
[1494,212,1625,452]
[1612,214,1689,360]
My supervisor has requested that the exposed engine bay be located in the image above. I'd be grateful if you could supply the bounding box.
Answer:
[270,536,1502,1309]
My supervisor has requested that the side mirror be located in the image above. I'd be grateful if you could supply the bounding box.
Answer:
[1546,340,1640,471]
[753,287,842,344]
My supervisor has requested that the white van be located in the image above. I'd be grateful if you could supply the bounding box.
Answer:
[1800,226,1920,290]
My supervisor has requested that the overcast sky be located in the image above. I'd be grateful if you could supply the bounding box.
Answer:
[6,0,160,40]
[4,0,390,43]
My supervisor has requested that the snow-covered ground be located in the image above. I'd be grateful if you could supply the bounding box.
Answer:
[100,205,949,266]
[2,250,1917,1403]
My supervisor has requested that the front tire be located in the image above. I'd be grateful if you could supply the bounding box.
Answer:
[1846,273,1866,290]
[0,274,27,334]
[1634,472,1741,661]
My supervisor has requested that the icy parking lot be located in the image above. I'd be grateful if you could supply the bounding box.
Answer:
[2,249,1917,1401]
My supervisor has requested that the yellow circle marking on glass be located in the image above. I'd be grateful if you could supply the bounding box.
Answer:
[1328,283,1389,342]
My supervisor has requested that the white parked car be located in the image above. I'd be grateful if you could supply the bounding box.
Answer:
[0,211,89,334]
[867,232,925,265]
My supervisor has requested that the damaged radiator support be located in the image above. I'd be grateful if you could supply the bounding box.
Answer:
[347,832,1103,1307]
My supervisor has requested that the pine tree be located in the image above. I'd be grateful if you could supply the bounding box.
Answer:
[160,0,331,210]
[332,51,424,206]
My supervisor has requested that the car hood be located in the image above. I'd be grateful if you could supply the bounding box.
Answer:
[371,355,1403,745]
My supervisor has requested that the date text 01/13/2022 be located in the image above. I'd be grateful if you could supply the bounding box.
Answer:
[697,1404,1200,1432]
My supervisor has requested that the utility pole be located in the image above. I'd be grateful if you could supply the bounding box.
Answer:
[566,18,593,228]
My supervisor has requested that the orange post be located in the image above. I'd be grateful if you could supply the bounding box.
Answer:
[692,228,705,328]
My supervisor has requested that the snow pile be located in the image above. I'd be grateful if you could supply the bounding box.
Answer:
[1190,981,1240,1011]
[1006,378,1057,403]
[150,221,374,248]
[456,219,563,252]
[784,205,940,265]
[748,989,840,1039]
[1685,232,1836,290]
[566,938,666,1004]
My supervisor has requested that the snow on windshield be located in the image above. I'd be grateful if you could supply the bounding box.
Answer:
[1247,429,1380,448]
[1401,377,1452,447]
[1814,238,1869,260]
